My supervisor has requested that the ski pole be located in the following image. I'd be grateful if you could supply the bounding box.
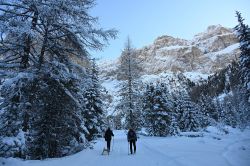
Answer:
[112,136,114,152]
[128,141,129,155]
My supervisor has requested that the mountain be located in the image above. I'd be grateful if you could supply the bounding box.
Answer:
[101,25,239,79]
[99,25,240,115]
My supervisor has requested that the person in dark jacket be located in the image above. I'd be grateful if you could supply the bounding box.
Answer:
[104,127,114,152]
[127,128,137,154]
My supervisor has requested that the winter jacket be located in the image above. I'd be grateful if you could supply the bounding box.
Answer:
[104,128,114,141]
[127,129,137,142]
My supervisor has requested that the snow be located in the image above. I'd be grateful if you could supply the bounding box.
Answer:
[101,79,120,93]
[159,45,190,51]
[1,128,250,166]
[183,72,209,82]
[214,43,239,54]
[140,71,208,84]
[216,92,233,102]
[206,43,239,61]
[1,130,25,147]
[2,72,34,88]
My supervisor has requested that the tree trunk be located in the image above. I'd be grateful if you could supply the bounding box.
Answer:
[20,5,38,69]
[39,27,49,69]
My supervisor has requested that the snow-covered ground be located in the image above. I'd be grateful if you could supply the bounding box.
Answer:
[1,127,250,166]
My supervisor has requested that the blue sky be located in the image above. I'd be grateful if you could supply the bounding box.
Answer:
[90,0,250,60]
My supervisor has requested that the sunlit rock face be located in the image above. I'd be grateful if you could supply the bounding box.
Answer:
[99,25,240,80]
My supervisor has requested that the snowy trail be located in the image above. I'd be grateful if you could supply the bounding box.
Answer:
[1,129,250,166]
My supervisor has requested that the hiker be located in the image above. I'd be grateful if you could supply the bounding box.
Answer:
[127,128,137,154]
[104,127,114,152]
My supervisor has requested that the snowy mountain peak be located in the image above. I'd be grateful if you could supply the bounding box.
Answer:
[99,25,240,81]
[194,24,233,42]
[153,35,190,49]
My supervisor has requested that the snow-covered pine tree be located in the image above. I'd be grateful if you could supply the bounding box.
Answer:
[176,92,203,132]
[143,82,176,136]
[235,11,250,103]
[152,82,174,136]
[117,37,142,130]
[83,59,105,141]
[168,114,180,136]
[219,87,249,128]
[0,0,117,69]
[0,74,31,158]
[25,72,86,159]
[221,95,237,127]
[0,0,117,159]
[143,83,156,135]
[198,95,218,126]
[234,11,250,128]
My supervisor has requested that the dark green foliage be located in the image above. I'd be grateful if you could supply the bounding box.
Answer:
[175,93,204,132]
[235,11,250,103]
[143,83,177,136]
[0,69,88,159]
[0,0,116,159]
[83,59,105,141]
[25,74,85,159]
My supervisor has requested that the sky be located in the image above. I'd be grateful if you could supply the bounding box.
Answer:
[90,0,250,60]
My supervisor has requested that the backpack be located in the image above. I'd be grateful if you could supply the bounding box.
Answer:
[129,130,136,140]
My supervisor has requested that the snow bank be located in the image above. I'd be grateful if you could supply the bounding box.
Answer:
[1,128,250,166]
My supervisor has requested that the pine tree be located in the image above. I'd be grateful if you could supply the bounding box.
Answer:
[198,95,218,125]
[176,92,203,132]
[233,11,250,128]
[143,83,155,135]
[152,83,173,136]
[235,11,250,103]
[0,0,117,159]
[0,0,117,69]
[143,82,176,136]
[83,59,105,141]
[25,75,85,159]
[117,37,142,130]
[0,76,31,157]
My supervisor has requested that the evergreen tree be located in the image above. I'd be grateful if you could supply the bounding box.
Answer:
[117,38,142,130]
[0,76,30,157]
[143,83,155,135]
[143,82,177,136]
[25,74,86,159]
[219,88,249,128]
[176,92,203,132]
[83,59,105,141]
[0,0,117,159]
[152,83,173,136]
[232,11,250,128]
[198,95,218,125]
[0,0,117,69]
[235,11,250,103]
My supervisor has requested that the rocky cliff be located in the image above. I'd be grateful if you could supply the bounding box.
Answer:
[100,25,240,80]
